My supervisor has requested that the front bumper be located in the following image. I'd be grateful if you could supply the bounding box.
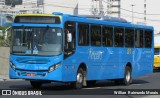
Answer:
[9,66,63,81]
[154,63,160,68]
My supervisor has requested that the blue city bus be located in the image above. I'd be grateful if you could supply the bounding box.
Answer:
[10,12,154,89]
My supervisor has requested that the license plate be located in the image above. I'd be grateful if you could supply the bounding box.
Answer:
[27,73,36,76]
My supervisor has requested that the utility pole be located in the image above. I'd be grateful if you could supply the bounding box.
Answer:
[43,0,45,13]
[131,4,135,23]
[144,0,146,25]
[91,0,98,15]
[99,0,104,18]
[107,0,121,18]
[114,0,121,18]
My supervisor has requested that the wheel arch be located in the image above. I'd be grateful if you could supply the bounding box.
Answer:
[126,62,132,71]
[78,62,87,72]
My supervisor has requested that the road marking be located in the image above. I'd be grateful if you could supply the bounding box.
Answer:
[83,87,104,89]
[131,83,142,86]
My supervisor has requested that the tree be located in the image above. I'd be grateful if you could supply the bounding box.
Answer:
[0,26,11,47]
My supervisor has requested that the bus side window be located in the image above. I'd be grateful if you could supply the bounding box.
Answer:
[91,25,101,46]
[78,23,89,46]
[102,26,113,47]
[125,28,134,48]
[144,30,152,48]
[135,29,143,48]
[114,27,124,47]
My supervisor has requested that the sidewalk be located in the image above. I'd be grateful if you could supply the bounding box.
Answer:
[0,74,10,81]
[0,47,10,81]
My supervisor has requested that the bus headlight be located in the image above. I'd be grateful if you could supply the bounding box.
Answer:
[10,62,16,71]
[48,62,61,73]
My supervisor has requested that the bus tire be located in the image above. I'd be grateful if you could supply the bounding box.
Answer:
[30,81,42,88]
[124,66,132,85]
[71,68,84,89]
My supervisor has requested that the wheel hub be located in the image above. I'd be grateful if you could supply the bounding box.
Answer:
[77,73,83,83]
[126,71,131,82]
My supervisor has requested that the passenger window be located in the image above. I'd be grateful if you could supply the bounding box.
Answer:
[102,26,113,47]
[144,30,152,48]
[91,25,101,46]
[135,29,143,48]
[114,27,124,47]
[78,23,89,46]
[125,28,134,47]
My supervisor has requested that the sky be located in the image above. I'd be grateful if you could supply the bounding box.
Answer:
[15,0,160,33]
[78,0,160,34]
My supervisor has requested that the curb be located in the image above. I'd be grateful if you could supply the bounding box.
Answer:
[0,75,9,81]
[0,78,8,81]
[0,75,22,81]
[0,78,23,81]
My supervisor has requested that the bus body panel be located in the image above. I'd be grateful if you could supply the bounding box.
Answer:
[132,48,153,77]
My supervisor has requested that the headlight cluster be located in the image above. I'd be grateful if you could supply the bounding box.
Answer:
[48,62,61,73]
[10,62,16,71]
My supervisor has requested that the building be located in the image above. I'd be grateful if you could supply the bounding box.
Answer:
[121,0,160,33]
[0,0,78,15]
[0,0,43,15]
[78,0,160,33]
[0,0,5,9]
[43,0,78,15]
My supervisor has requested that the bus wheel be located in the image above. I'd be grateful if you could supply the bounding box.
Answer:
[71,68,84,89]
[124,66,132,85]
[30,81,42,88]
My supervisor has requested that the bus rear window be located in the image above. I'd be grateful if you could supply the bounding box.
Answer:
[14,16,61,24]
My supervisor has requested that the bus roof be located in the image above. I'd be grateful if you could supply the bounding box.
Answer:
[53,12,153,30]
[13,12,154,30]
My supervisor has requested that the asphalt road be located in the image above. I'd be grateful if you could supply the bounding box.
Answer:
[0,69,160,98]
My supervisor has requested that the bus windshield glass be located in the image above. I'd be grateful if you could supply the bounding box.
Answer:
[11,27,62,56]
[154,48,160,55]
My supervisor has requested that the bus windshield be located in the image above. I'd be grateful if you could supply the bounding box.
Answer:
[154,48,160,55]
[11,27,62,56]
